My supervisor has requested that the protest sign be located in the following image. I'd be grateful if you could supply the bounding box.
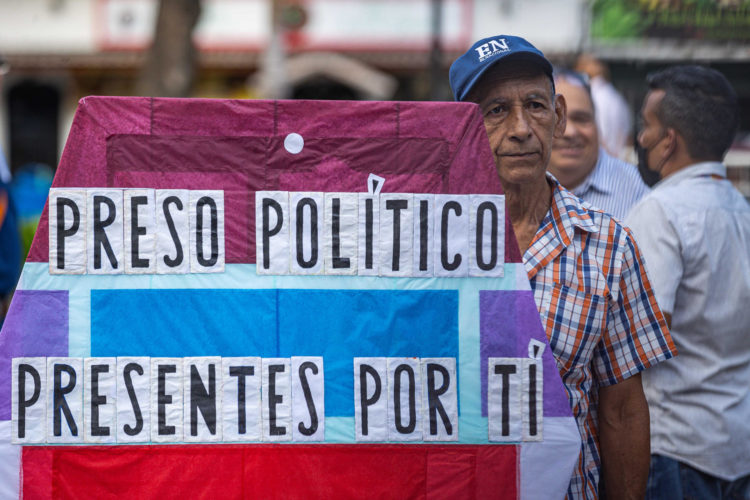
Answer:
[0,97,579,499]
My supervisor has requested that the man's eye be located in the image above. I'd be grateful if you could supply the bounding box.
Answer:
[488,105,505,115]
[571,113,594,124]
[528,101,545,110]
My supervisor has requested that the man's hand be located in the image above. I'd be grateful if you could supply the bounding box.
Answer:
[598,373,650,500]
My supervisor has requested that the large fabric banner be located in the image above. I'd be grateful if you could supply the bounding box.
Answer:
[0,97,579,499]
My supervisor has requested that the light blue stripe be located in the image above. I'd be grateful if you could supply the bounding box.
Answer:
[17,261,525,443]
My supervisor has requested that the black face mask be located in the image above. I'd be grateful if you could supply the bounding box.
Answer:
[635,141,662,187]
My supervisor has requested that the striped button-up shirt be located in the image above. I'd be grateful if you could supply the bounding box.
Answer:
[525,175,676,500]
[571,149,650,221]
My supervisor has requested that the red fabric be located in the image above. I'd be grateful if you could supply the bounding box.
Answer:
[22,444,518,499]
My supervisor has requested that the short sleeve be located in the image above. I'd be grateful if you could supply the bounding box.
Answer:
[592,226,676,386]
[625,197,682,314]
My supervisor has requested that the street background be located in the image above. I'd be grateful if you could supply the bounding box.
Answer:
[0,0,749,260]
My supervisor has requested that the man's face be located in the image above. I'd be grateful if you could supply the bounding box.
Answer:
[469,61,566,189]
[548,78,599,188]
[637,89,667,173]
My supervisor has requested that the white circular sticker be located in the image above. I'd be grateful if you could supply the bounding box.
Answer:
[284,133,304,154]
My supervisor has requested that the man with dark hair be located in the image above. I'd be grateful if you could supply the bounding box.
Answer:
[548,69,649,220]
[450,35,675,500]
[626,65,750,498]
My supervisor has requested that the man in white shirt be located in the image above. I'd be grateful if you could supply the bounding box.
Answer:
[626,65,750,499]
[547,69,649,221]
[575,54,632,160]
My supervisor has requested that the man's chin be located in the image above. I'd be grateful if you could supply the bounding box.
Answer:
[550,150,584,163]
[496,161,546,187]
[548,161,582,174]
[498,153,542,168]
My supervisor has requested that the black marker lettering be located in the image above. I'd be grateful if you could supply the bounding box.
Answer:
[90,364,110,436]
[56,197,80,270]
[359,364,381,436]
[331,198,350,269]
[196,197,219,267]
[162,196,184,267]
[268,364,286,436]
[440,201,462,271]
[123,363,144,436]
[295,198,318,269]
[17,364,41,439]
[130,196,149,268]
[365,198,374,269]
[494,364,517,436]
[476,201,498,271]
[528,363,538,436]
[262,198,283,270]
[157,364,176,435]
[93,195,118,270]
[419,199,429,271]
[297,361,319,436]
[53,363,78,437]
[386,199,408,271]
[190,364,217,436]
[394,364,416,434]
[229,366,254,435]
[426,363,452,436]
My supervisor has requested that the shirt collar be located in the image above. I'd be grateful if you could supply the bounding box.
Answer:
[546,172,599,247]
[653,161,726,190]
[524,174,599,280]
[571,149,612,198]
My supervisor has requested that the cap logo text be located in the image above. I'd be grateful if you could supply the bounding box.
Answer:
[475,38,510,62]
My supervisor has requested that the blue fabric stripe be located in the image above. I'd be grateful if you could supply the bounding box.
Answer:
[91,288,458,417]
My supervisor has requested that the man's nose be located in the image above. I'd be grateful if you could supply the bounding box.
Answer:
[507,107,532,140]
[637,129,646,148]
[563,119,578,139]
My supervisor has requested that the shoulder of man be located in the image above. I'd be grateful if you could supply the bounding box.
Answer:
[596,150,650,196]
[554,177,637,248]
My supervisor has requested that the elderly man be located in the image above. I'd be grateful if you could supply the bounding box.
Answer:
[449,36,675,500]
[626,66,750,499]
[547,70,649,220]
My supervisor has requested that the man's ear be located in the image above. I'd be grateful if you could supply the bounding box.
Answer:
[663,128,678,159]
[553,94,567,139]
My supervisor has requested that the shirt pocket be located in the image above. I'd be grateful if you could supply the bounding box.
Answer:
[543,282,608,374]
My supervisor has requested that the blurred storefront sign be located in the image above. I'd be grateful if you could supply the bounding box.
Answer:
[592,0,750,42]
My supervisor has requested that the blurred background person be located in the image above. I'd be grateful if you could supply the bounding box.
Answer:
[0,55,22,326]
[576,54,633,161]
[626,65,750,500]
[0,175,20,327]
[548,69,649,220]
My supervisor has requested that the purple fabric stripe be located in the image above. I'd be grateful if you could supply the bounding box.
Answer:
[0,290,69,420]
[479,290,571,417]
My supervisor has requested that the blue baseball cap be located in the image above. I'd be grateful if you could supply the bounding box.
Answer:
[449,35,553,102]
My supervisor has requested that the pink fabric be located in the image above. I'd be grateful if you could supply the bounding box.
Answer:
[28,97,521,264]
